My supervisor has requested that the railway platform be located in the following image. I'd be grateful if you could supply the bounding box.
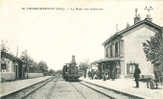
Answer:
[81,78,163,99]
[0,76,52,98]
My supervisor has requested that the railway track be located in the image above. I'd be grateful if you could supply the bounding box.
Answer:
[1,76,56,99]
[24,76,59,99]
[80,81,145,99]
[79,82,115,99]
[2,76,146,99]
[69,81,114,99]
[24,76,60,99]
[44,77,58,99]
[70,82,88,99]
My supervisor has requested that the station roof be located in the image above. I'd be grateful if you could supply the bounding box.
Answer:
[92,57,122,64]
[103,18,163,46]
[1,51,23,63]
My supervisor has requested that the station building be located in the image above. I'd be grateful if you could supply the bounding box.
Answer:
[92,11,163,79]
[0,51,25,81]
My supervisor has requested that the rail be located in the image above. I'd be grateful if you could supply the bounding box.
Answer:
[1,76,55,99]
[70,83,88,99]
[80,82,115,99]
[81,81,147,99]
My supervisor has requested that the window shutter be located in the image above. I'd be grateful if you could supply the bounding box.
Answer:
[127,64,129,74]
[105,47,108,57]
[120,40,124,57]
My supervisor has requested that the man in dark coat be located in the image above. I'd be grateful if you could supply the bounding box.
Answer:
[134,64,141,88]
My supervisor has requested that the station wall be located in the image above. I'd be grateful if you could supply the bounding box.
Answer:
[0,72,16,81]
[25,73,44,79]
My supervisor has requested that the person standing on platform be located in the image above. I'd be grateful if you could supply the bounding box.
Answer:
[134,64,141,88]
[111,67,116,80]
[88,71,91,79]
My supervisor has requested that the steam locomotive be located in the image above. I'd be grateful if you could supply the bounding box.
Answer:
[62,55,80,81]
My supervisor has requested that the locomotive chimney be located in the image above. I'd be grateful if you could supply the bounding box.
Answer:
[71,55,76,64]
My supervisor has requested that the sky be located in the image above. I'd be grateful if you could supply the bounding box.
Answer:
[0,0,163,70]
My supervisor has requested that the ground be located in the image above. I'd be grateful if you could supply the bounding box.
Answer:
[25,78,110,99]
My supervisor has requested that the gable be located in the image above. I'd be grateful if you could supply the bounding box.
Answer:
[122,23,160,38]
[103,19,162,46]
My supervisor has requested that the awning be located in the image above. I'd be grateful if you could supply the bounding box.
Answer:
[92,57,122,64]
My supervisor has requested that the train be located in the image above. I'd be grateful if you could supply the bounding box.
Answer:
[62,55,81,81]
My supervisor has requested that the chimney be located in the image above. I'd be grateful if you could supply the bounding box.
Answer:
[126,22,130,28]
[116,24,119,32]
[134,8,141,24]
[145,15,152,21]
[144,6,153,21]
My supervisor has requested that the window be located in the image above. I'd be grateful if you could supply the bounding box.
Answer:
[115,42,119,57]
[1,63,6,69]
[120,40,124,57]
[110,45,113,57]
[107,46,110,57]
[105,47,108,57]
[1,58,7,72]
[112,44,115,57]
[127,63,137,74]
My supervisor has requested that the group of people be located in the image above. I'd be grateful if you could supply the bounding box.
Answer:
[102,70,117,81]
[87,68,117,81]
[87,70,97,80]
[86,64,160,89]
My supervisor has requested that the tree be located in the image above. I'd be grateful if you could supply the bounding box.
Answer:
[142,34,161,65]
[20,50,30,74]
[38,61,48,74]
[20,50,44,73]
[158,39,163,72]
[55,70,62,76]
[20,50,50,75]
[79,62,89,71]
[28,60,39,73]
[143,32,163,75]
[79,59,90,78]
[142,33,163,88]
[48,69,55,76]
